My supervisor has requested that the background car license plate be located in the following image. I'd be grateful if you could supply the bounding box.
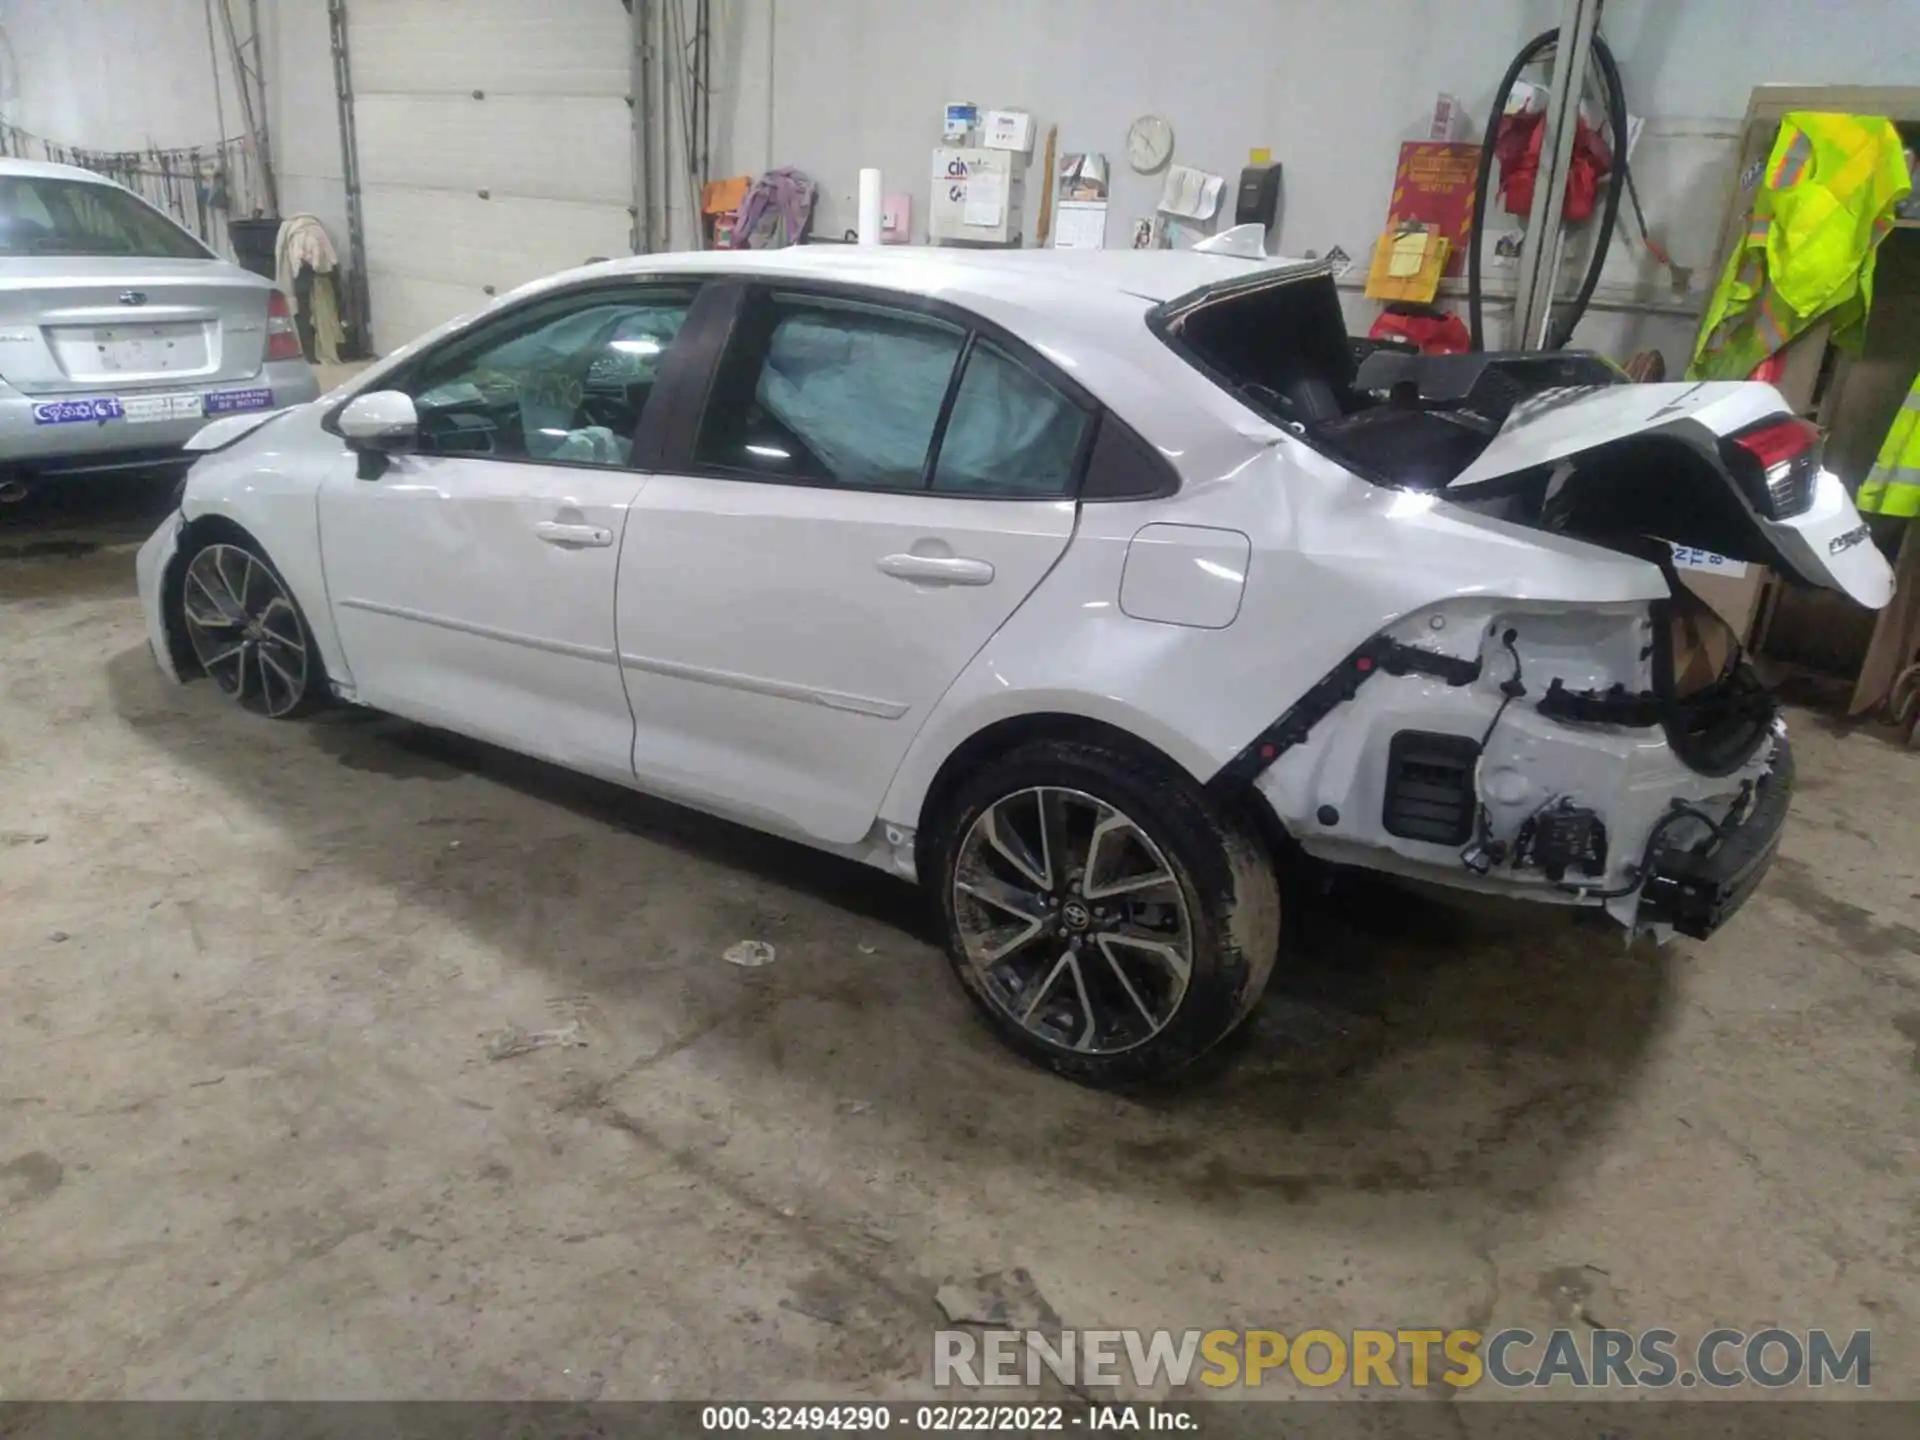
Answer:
[90,324,203,374]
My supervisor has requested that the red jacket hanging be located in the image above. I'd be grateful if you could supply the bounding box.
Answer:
[1494,110,1612,223]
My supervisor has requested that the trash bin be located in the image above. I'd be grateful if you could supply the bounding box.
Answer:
[227,217,281,280]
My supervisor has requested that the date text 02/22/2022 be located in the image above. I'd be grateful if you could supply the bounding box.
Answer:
[699,1404,1195,1432]
[30,387,274,425]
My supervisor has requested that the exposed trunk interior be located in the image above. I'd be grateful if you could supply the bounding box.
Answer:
[1153,269,1782,778]
[1654,575,1778,776]
[1152,268,1623,488]
[1150,269,1828,585]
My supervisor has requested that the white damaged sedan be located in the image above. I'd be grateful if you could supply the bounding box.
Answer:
[135,244,1892,1083]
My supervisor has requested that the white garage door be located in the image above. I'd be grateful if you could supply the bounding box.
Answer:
[348,0,635,351]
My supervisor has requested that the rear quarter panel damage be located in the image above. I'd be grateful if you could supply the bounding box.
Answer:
[879,438,1670,837]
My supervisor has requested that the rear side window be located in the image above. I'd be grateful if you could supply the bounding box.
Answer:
[932,340,1091,498]
[0,176,207,260]
[1153,269,1356,428]
[696,291,965,490]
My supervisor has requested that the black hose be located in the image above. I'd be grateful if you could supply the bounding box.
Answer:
[1467,30,1553,352]
[1466,27,1630,351]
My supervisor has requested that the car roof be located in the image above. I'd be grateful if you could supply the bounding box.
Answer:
[0,157,123,186]
[576,243,1322,308]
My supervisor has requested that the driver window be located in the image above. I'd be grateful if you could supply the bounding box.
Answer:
[404,286,695,467]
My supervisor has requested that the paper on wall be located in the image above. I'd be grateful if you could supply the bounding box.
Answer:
[1053,201,1108,249]
[1057,153,1109,202]
[982,109,1033,153]
[1388,230,1429,277]
[963,171,1005,227]
[1157,165,1224,221]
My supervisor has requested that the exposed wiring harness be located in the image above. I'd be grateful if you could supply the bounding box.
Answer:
[1554,799,1725,901]
[1461,623,1730,899]
[1480,629,1527,746]
[1461,630,1527,874]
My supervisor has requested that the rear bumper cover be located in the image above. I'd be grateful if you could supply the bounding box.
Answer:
[1638,738,1793,939]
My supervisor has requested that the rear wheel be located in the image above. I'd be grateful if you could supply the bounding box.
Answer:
[931,739,1281,1085]
[177,538,327,719]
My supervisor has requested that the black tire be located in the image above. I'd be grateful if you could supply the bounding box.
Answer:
[173,532,330,720]
[929,738,1282,1086]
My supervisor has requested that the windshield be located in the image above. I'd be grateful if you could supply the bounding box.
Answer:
[0,176,209,259]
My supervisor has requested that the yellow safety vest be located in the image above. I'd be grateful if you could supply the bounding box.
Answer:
[1689,113,1911,381]
[1858,374,1920,517]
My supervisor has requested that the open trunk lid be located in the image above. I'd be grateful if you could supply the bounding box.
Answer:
[1446,380,1893,608]
[1149,266,1893,609]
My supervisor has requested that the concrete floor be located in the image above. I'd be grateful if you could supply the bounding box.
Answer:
[2,477,1918,1405]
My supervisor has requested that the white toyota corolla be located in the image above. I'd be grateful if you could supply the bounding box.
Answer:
[135,244,1893,1083]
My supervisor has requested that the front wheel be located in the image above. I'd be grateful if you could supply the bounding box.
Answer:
[177,537,328,719]
[931,739,1281,1085]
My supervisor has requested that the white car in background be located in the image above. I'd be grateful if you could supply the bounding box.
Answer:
[0,158,318,498]
[134,244,1891,1084]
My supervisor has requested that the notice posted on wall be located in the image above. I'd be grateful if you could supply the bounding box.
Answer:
[1384,141,1480,278]
[1054,201,1108,249]
[963,171,1006,227]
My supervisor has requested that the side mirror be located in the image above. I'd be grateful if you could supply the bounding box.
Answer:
[338,391,418,479]
[338,390,418,453]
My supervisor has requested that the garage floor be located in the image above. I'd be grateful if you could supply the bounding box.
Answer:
[2,478,1918,1404]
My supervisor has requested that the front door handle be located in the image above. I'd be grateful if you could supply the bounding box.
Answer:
[877,553,995,586]
[534,520,614,548]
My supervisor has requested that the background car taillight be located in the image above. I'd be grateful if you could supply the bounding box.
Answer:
[1720,415,1821,519]
[266,291,303,363]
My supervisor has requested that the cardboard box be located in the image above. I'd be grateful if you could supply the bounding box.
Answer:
[1680,566,1768,641]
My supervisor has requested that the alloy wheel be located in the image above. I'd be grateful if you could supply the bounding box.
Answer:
[180,544,311,718]
[951,786,1194,1055]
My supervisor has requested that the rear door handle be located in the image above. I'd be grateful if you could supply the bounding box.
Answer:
[877,553,995,586]
[534,520,614,548]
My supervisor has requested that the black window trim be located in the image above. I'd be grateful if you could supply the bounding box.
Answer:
[667,277,1116,502]
[320,277,706,476]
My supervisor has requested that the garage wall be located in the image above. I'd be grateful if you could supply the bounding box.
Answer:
[0,0,249,151]
[706,0,1920,364]
[0,0,337,269]
[6,1,1915,366]
[256,0,350,262]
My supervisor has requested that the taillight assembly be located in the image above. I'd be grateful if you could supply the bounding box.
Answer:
[1720,415,1820,519]
[266,290,303,363]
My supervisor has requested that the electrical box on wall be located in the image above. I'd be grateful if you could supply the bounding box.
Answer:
[1235,163,1282,227]
[930,148,1024,246]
